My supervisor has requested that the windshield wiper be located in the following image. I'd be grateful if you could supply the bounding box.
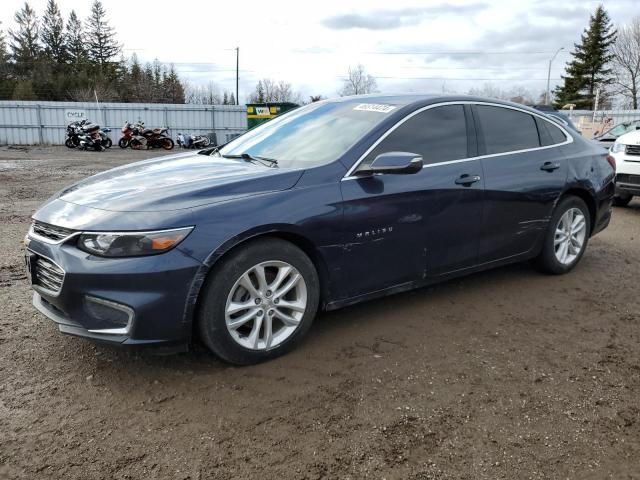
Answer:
[222,153,278,167]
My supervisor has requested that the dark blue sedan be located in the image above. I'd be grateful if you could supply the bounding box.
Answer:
[25,95,615,364]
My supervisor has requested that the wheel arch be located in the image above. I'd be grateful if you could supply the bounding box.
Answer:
[186,225,332,339]
[558,186,597,235]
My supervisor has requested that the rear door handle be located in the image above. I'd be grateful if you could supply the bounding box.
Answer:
[455,174,481,186]
[540,161,561,172]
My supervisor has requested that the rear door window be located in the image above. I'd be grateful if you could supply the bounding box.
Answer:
[476,105,540,154]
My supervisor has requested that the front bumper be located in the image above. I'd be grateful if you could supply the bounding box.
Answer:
[616,173,640,196]
[26,236,204,347]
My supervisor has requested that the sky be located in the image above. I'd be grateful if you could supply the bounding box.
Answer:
[1,0,636,102]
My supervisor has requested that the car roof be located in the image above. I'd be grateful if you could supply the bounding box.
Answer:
[326,94,543,113]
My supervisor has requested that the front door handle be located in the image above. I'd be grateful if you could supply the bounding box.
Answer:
[455,174,481,186]
[540,161,561,172]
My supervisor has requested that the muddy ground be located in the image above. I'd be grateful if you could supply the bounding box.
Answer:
[0,145,639,479]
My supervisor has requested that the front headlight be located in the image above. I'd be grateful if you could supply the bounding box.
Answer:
[77,227,193,257]
[611,142,626,153]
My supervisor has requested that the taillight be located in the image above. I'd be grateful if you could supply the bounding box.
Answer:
[606,154,616,173]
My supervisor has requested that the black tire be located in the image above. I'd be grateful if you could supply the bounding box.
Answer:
[103,137,112,149]
[612,194,633,207]
[200,136,211,147]
[162,138,174,150]
[197,238,320,365]
[535,195,591,275]
[130,138,142,150]
[65,138,76,148]
[118,138,129,148]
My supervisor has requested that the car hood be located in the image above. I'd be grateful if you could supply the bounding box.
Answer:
[55,152,304,212]
[616,129,640,145]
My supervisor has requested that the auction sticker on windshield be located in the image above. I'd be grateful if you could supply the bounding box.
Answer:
[354,104,396,113]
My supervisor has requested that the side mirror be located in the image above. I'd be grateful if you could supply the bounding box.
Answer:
[356,152,423,176]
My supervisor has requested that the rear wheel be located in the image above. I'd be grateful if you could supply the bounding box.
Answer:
[200,136,211,147]
[102,137,112,149]
[535,196,590,274]
[612,193,633,207]
[197,238,320,365]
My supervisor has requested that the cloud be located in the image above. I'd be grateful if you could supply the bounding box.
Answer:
[321,3,488,30]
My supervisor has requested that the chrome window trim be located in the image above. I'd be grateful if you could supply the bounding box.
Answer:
[342,100,574,180]
[27,248,66,298]
[85,296,135,336]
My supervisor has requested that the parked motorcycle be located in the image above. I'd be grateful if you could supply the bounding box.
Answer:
[177,132,211,149]
[77,122,106,151]
[130,126,174,150]
[119,121,144,148]
[66,119,111,149]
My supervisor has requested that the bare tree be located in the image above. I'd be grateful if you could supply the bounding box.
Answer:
[185,81,221,105]
[611,17,640,109]
[339,64,377,96]
[248,78,301,103]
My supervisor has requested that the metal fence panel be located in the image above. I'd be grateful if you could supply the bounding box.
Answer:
[0,101,247,145]
[571,109,640,125]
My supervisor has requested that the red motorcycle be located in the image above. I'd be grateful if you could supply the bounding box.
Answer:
[118,121,143,148]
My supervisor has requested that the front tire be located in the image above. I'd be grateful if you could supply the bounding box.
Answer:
[535,196,590,274]
[612,194,633,207]
[65,138,76,148]
[162,138,174,150]
[118,138,130,148]
[197,238,320,365]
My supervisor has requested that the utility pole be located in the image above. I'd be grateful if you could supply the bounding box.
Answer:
[235,47,239,106]
[545,47,564,105]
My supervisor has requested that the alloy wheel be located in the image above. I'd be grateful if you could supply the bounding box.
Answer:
[554,207,587,265]
[225,261,307,350]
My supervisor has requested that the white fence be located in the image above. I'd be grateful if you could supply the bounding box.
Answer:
[0,101,247,145]
[571,109,640,125]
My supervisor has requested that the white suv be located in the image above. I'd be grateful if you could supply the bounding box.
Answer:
[610,129,640,206]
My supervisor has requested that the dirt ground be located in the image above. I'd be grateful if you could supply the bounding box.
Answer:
[0,145,639,479]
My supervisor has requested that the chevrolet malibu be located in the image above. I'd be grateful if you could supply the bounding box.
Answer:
[25,95,615,364]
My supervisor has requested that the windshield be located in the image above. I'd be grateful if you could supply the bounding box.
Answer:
[218,101,396,169]
[601,122,638,139]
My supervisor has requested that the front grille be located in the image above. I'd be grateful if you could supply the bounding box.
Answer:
[616,173,640,186]
[625,144,640,156]
[31,221,75,242]
[32,255,65,294]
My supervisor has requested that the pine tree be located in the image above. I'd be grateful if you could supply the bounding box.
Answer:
[41,0,66,64]
[85,0,120,69]
[222,91,228,104]
[66,10,85,70]
[9,2,40,76]
[0,23,15,99]
[554,6,616,109]
[162,65,185,103]
[229,92,236,105]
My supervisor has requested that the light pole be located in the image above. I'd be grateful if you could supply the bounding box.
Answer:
[235,47,239,105]
[545,47,564,105]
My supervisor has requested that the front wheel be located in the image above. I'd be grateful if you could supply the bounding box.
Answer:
[162,138,174,150]
[65,138,76,148]
[612,194,633,207]
[197,238,320,365]
[535,196,590,274]
[118,138,130,148]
